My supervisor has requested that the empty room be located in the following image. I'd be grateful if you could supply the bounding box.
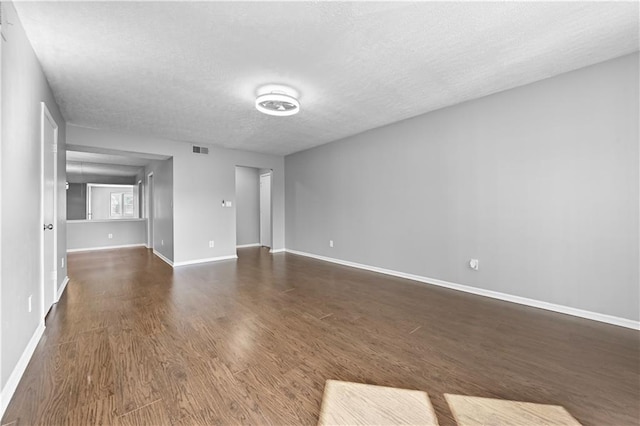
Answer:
[0,1,638,425]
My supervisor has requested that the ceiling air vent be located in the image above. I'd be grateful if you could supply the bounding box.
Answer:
[192,145,209,155]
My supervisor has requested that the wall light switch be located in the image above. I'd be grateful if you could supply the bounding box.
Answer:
[329,240,334,248]
[61,258,65,269]
[225,201,233,207]
[161,240,164,246]
[108,233,113,239]
[209,240,215,248]
[28,295,32,313]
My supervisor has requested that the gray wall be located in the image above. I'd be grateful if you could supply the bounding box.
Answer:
[67,125,285,264]
[1,2,67,389]
[235,166,260,246]
[146,159,174,261]
[285,53,639,322]
[67,220,146,251]
[67,183,86,220]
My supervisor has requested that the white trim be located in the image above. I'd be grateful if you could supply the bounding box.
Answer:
[153,249,174,267]
[0,322,45,419]
[67,243,147,253]
[85,183,135,188]
[259,172,272,249]
[173,255,238,267]
[86,179,91,219]
[68,218,146,224]
[56,276,69,302]
[236,243,260,248]
[0,29,3,402]
[147,172,154,249]
[284,249,640,330]
[269,248,285,254]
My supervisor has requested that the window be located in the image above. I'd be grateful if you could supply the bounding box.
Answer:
[110,192,135,218]
[123,193,134,216]
[110,193,122,217]
[86,184,138,220]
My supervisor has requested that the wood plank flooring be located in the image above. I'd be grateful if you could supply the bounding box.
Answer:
[2,247,638,425]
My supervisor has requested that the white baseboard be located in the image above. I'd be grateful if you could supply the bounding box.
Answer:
[56,276,69,302]
[270,248,285,254]
[67,243,146,253]
[0,322,45,419]
[284,249,640,330]
[236,243,260,248]
[173,255,238,267]
[153,250,174,267]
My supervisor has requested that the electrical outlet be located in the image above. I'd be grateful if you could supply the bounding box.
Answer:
[469,259,479,271]
[28,295,32,313]
[209,240,215,248]
[329,240,334,248]
[108,233,113,239]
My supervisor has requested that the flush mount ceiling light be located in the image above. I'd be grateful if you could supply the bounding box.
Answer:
[255,85,300,117]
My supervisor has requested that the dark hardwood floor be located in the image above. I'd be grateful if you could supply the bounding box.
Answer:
[2,247,638,425]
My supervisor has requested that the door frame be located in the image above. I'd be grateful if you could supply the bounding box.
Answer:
[40,102,58,320]
[147,172,154,249]
[259,171,272,248]
[137,179,143,219]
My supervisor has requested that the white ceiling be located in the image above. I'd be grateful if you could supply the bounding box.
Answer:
[66,150,153,178]
[66,161,143,178]
[14,2,639,156]
[66,150,154,167]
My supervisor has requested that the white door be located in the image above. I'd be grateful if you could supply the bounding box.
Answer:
[41,103,58,318]
[259,173,272,248]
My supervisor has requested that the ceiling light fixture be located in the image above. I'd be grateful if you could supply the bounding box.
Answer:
[255,85,300,117]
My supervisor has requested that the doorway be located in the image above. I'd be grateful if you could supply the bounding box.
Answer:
[234,167,272,251]
[147,172,154,249]
[260,172,272,248]
[41,102,58,319]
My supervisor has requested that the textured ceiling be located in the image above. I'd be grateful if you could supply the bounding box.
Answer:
[14,2,639,155]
